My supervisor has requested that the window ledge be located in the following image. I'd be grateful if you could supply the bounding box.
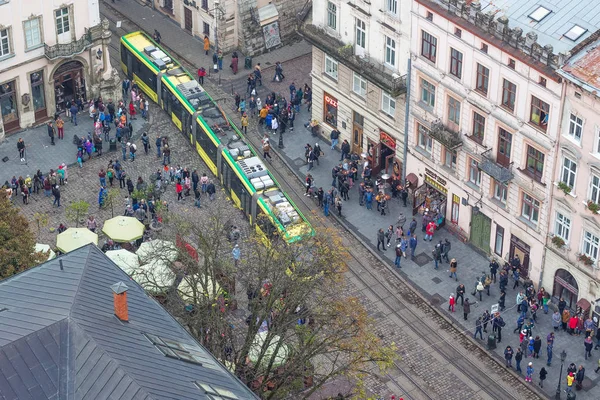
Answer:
[516,168,546,187]
[553,182,577,198]
[417,101,434,113]
[518,216,539,230]
[0,53,15,62]
[24,43,45,53]
[322,72,338,83]
[414,146,432,159]
[349,91,367,103]
[499,104,515,114]
[379,110,395,120]
[474,88,488,98]
[419,55,437,67]
[440,164,457,177]
[590,152,600,162]
[466,135,484,146]
[489,197,508,210]
[527,121,548,134]
[465,181,481,192]
[562,134,582,148]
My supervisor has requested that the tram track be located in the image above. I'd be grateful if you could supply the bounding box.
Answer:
[101,3,545,398]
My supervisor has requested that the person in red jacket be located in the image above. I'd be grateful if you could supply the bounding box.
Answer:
[448,294,455,312]
[197,67,206,84]
[176,180,183,201]
[425,220,436,241]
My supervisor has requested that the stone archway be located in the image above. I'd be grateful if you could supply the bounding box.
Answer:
[51,59,88,113]
[552,268,579,310]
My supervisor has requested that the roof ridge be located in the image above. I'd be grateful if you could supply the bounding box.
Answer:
[69,244,97,318]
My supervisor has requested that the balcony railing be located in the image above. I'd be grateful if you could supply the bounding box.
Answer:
[299,24,407,96]
[45,30,94,60]
[430,119,463,150]
[478,149,513,183]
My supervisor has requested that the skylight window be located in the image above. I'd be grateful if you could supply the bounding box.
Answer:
[565,25,587,41]
[143,333,203,365]
[195,382,240,399]
[529,6,551,22]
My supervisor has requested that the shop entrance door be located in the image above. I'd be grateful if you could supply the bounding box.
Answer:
[0,81,19,134]
[53,61,86,113]
[352,112,364,155]
[509,235,530,278]
[470,210,491,253]
[184,7,193,32]
[367,139,381,176]
[552,269,579,311]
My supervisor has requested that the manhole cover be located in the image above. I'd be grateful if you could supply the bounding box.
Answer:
[265,61,272,66]
[430,294,445,306]
[432,277,442,284]
[413,252,432,267]
[293,158,305,166]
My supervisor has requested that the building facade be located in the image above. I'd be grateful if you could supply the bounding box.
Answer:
[545,34,600,318]
[405,0,598,284]
[153,0,308,56]
[0,0,118,139]
[302,0,410,176]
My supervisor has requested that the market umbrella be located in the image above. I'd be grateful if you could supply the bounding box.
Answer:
[34,243,56,260]
[102,216,145,242]
[248,331,289,368]
[121,261,176,294]
[106,249,140,271]
[136,240,178,264]
[177,274,222,303]
[56,228,98,253]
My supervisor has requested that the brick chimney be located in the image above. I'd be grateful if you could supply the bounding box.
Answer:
[111,282,129,322]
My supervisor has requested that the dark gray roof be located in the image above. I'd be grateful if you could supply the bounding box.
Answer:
[0,245,258,400]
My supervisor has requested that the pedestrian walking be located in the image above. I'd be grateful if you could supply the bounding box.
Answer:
[394,244,403,268]
[330,128,340,150]
[142,132,149,155]
[197,67,206,84]
[456,283,465,306]
[539,367,547,388]
[377,228,386,252]
[47,121,56,145]
[585,335,594,360]
[52,185,61,207]
[203,35,210,55]
[576,365,585,390]
[489,259,499,282]
[17,138,25,161]
[448,294,455,312]
[504,346,514,368]
[432,244,442,270]
[449,258,458,280]
[409,234,418,259]
[56,116,64,139]
[515,348,523,373]
[232,244,240,267]
[463,298,470,321]
[525,362,534,383]
[474,316,483,340]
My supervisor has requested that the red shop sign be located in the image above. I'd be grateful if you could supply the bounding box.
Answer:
[324,94,338,108]
[380,130,396,150]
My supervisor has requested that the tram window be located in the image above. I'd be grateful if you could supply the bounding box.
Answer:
[221,158,233,189]
[171,96,183,120]
[257,209,276,239]
[121,44,128,65]
[132,58,157,91]
[195,125,218,164]
[230,173,245,199]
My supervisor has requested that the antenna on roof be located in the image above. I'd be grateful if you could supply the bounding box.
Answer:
[59,260,64,271]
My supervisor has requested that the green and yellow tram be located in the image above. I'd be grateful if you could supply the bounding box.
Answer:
[120,31,313,243]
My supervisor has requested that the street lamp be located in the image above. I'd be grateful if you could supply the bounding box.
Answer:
[210,0,225,86]
[278,129,284,149]
[555,350,567,399]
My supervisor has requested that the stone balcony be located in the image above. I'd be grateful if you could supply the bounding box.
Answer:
[429,119,463,150]
[299,24,407,97]
[478,149,513,183]
[44,23,104,60]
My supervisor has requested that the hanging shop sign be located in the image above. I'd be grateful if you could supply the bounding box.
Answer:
[379,130,396,150]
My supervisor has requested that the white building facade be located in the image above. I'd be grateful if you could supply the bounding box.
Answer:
[406,0,571,283]
[0,0,118,138]
[302,0,411,176]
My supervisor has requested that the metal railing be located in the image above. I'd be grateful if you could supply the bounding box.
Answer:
[44,31,93,60]
[299,24,407,96]
[430,119,462,150]
[479,149,513,183]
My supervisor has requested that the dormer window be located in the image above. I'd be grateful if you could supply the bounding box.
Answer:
[529,6,551,22]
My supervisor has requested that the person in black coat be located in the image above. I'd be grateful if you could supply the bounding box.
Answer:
[539,367,547,388]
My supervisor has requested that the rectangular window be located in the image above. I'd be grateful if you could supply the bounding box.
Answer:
[493,180,508,204]
[55,7,69,35]
[451,194,460,224]
[324,92,338,127]
[494,225,504,256]
[327,2,337,29]
[449,48,463,79]
[590,174,600,204]
[417,123,432,153]
[202,22,210,36]
[421,30,437,63]
[448,96,461,126]
[583,231,600,261]
[443,147,457,170]
[355,18,366,49]
[24,18,42,49]
[0,28,9,56]
[324,55,338,80]
[530,96,550,131]
[481,43,488,53]
[501,79,516,111]
[471,111,485,143]
[469,158,481,186]
[426,11,433,21]
[353,73,367,97]
[420,79,435,107]
[525,145,545,181]
[521,193,540,225]
[386,0,398,15]
[385,36,396,67]
[508,58,516,69]
[561,157,577,189]
[454,28,462,38]
[382,91,396,116]
[201,0,208,11]
[568,114,583,142]
[555,212,571,242]
[475,63,489,95]
[497,127,512,166]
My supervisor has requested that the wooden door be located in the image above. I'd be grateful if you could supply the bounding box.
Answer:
[352,122,363,155]
[497,128,512,167]
[384,153,395,174]
[368,139,381,176]
[509,235,530,278]
[469,211,491,253]
[184,7,193,32]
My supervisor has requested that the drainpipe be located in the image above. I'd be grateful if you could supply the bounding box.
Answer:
[401,57,411,187]
[539,77,567,289]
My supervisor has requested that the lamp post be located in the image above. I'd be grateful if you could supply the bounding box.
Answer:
[212,0,222,85]
[278,129,284,149]
[555,350,567,399]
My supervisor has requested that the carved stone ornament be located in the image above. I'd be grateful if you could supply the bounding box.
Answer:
[21,93,31,106]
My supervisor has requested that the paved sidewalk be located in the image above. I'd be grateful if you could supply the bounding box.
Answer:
[97,1,600,397]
